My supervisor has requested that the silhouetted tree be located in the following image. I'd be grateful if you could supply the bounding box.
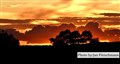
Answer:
[50,38,55,43]
[65,31,79,44]
[50,29,99,47]
[71,31,80,39]
[50,29,71,46]
[0,29,19,47]
[50,37,68,47]
[81,30,92,40]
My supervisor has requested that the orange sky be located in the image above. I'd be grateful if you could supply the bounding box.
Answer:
[1,0,120,19]
[0,0,120,45]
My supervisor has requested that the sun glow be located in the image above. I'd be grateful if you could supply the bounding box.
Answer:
[0,23,12,26]
[16,28,32,33]
[100,40,110,42]
[30,20,60,25]
[19,40,52,46]
[26,43,52,46]
[102,25,120,29]
[19,40,28,45]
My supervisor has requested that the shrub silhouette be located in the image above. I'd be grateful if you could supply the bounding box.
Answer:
[50,29,99,46]
[0,29,19,47]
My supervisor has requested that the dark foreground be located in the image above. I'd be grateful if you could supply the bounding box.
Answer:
[1,42,120,64]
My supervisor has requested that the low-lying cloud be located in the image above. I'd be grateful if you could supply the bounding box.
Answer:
[4,22,120,44]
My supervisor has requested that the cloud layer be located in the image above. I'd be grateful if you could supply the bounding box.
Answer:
[4,22,120,44]
[1,0,120,19]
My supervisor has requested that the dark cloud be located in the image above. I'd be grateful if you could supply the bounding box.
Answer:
[3,22,120,44]
[24,23,76,43]
[76,22,119,42]
[5,29,24,40]
[0,24,35,30]
[0,19,31,23]
[77,22,107,40]
[0,19,35,30]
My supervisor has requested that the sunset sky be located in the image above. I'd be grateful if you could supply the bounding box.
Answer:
[1,0,120,19]
[0,0,120,45]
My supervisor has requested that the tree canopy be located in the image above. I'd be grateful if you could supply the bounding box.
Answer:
[0,29,19,47]
[50,29,99,46]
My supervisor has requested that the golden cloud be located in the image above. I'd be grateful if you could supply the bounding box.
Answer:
[1,0,120,19]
